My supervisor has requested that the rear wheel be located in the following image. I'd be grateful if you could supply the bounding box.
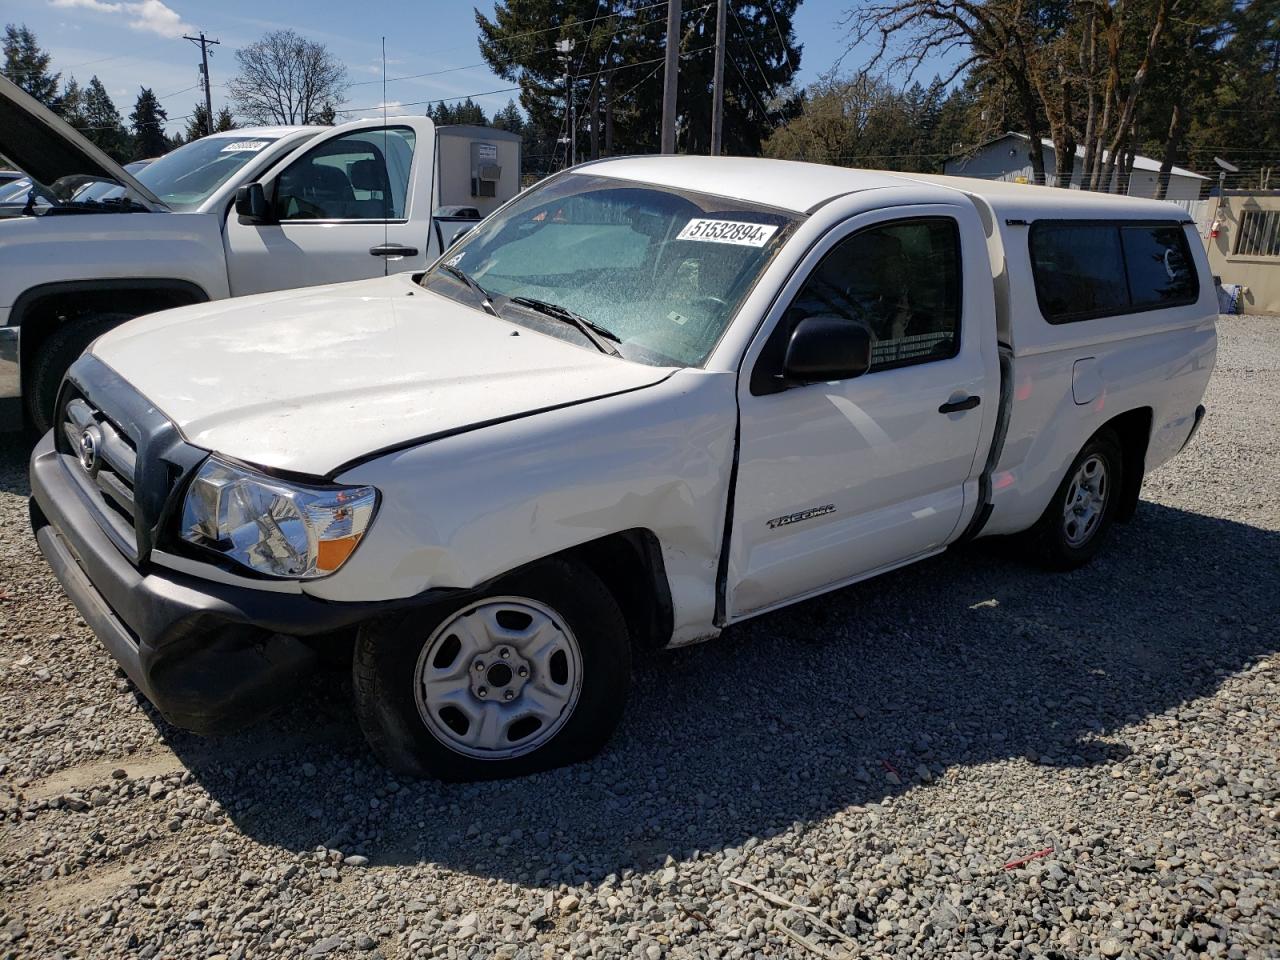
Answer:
[353,558,630,780]
[1030,429,1124,570]
[27,313,134,433]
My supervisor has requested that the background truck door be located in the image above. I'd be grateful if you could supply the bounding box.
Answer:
[223,117,436,297]
[725,203,999,620]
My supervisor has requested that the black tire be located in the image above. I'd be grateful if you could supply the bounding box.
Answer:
[1030,429,1124,571]
[27,313,135,433]
[353,557,631,781]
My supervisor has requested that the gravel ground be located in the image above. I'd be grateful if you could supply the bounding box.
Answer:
[1,315,1277,960]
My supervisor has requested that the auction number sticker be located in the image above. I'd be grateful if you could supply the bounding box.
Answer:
[220,140,271,153]
[676,218,778,247]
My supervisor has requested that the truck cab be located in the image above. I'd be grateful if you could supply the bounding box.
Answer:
[0,75,518,432]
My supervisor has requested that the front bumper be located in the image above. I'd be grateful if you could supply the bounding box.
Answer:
[29,431,402,733]
[0,325,19,431]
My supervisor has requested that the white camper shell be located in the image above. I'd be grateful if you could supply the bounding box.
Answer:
[30,157,1215,780]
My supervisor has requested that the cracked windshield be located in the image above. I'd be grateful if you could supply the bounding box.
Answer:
[423,173,798,367]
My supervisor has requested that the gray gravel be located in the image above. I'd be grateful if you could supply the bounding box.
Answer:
[1,315,1278,960]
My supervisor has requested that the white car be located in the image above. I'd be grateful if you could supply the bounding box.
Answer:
[0,75,519,432]
[30,155,1216,780]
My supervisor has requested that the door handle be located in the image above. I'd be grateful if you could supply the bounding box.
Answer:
[938,395,981,414]
[369,243,419,258]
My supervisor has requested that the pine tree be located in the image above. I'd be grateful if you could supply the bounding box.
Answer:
[491,99,525,134]
[2,23,60,109]
[81,76,131,162]
[477,0,803,162]
[184,104,237,142]
[59,76,86,129]
[130,87,169,159]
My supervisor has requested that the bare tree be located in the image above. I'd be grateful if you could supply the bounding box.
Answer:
[845,0,1053,184]
[228,30,347,125]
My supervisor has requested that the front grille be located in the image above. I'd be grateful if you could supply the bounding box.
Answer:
[56,354,209,566]
[62,395,139,548]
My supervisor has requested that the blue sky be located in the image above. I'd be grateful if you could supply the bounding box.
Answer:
[5,0,947,133]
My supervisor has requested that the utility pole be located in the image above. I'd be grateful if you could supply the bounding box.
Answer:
[660,0,681,153]
[555,38,576,167]
[710,0,726,156]
[183,31,220,136]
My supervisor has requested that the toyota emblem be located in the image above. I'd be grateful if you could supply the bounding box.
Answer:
[77,427,101,475]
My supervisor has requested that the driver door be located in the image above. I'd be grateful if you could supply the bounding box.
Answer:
[223,117,436,296]
[724,203,999,620]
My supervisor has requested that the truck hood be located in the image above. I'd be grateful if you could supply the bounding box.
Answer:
[90,274,675,476]
[0,74,164,210]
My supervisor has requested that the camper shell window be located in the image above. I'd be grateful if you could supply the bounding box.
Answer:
[1029,220,1199,323]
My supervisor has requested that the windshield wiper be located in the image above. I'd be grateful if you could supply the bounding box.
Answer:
[441,264,498,317]
[508,296,622,357]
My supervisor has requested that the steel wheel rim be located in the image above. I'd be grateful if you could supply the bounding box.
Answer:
[1062,454,1109,547]
[413,596,583,760]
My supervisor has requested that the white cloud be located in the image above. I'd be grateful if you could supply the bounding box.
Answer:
[50,0,194,40]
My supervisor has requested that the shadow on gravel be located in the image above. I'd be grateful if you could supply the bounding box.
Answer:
[0,434,34,497]
[137,499,1278,887]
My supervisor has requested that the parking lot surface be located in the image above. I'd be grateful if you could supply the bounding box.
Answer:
[1,315,1277,960]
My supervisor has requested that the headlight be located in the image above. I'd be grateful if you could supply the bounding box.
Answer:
[179,457,378,579]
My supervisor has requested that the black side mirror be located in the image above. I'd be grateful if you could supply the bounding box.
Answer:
[448,224,475,247]
[235,182,271,224]
[783,315,872,383]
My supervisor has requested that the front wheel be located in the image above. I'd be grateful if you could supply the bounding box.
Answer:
[352,558,630,780]
[1030,429,1124,570]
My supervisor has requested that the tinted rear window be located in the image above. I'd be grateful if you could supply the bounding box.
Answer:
[1030,221,1199,323]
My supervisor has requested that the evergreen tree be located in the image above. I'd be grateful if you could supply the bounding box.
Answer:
[431,98,488,126]
[129,87,169,159]
[184,104,237,142]
[80,76,131,162]
[491,99,525,134]
[477,0,802,162]
[59,76,86,129]
[2,23,60,109]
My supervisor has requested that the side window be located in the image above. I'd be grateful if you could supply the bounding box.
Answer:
[1122,224,1198,308]
[1029,223,1128,322]
[1031,220,1198,322]
[274,127,416,222]
[787,218,961,372]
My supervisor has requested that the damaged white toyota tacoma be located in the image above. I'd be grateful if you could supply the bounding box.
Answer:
[31,156,1216,779]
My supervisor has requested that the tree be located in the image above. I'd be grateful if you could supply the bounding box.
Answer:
[59,76,86,129]
[2,23,60,109]
[762,72,978,172]
[129,87,170,159]
[491,99,525,134]
[476,0,803,164]
[185,103,236,142]
[80,76,131,161]
[228,29,348,125]
[431,98,488,126]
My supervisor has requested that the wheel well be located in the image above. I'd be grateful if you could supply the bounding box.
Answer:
[555,529,675,651]
[1097,407,1152,522]
[16,280,209,388]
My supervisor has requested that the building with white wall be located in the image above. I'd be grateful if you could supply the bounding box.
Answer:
[944,132,1208,200]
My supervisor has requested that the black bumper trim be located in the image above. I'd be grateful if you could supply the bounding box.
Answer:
[29,431,448,733]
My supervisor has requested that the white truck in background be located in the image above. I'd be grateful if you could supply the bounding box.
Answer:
[0,75,521,432]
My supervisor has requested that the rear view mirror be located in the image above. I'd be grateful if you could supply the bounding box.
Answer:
[235,182,271,224]
[783,316,872,383]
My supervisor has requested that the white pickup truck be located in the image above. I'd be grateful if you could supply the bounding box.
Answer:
[30,156,1215,780]
[0,75,519,432]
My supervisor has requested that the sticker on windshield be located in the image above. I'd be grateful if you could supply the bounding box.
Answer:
[220,140,271,153]
[676,218,778,247]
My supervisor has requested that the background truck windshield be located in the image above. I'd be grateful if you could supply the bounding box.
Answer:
[122,135,282,210]
[425,173,798,367]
